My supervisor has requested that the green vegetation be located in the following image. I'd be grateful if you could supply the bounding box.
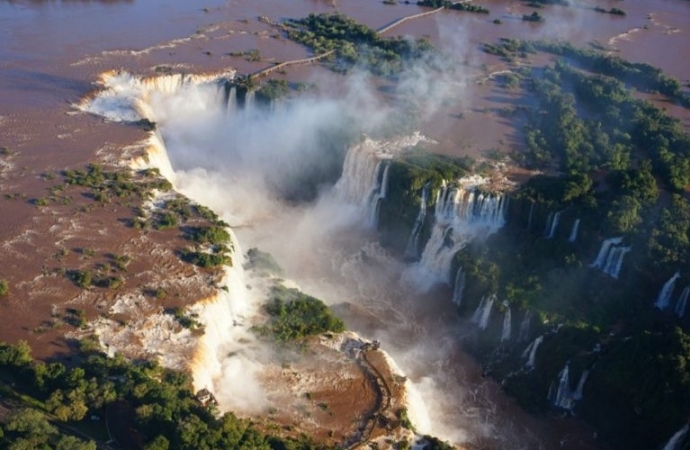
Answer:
[285,13,434,76]
[256,79,290,104]
[517,61,690,190]
[417,0,490,14]
[0,341,332,449]
[594,6,626,16]
[63,164,172,204]
[186,226,231,246]
[378,150,473,251]
[245,248,284,275]
[255,286,345,342]
[493,39,690,109]
[522,11,544,22]
[179,249,231,268]
[0,280,8,297]
[166,307,203,331]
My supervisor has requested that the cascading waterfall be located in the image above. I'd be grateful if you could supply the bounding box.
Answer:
[227,85,237,114]
[471,295,495,330]
[545,210,562,239]
[501,305,512,341]
[591,237,630,278]
[568,219,580,243]
[404,185,430,259]
[602,245,632,279]
[655,272,681,310]
[335,134,427,228]
[417,178,507,283]
[548,363,589,411]
[244,90,256,112]
[675,286,690,318]
[662,424,690,450]
[367,163,391,228]
[522,335,543,369]
[518,310,533,342]
[452,267,465,306]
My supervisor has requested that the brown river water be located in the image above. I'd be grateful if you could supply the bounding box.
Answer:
[1,0,689,448]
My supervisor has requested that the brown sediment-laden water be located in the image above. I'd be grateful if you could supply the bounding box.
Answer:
[1,0,689,448]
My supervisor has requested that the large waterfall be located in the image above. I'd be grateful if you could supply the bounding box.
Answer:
[655,272,681,310]
[335,134,428,228]
[522,335,543,369]
[517,310,533,342]
[452,267,466,306]
[548,363,589,411]
[416,177,507,283]
[405,185,430,259]
[471,295,495,330]
[591,237,630,278]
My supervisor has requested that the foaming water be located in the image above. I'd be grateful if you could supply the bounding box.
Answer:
[83,70,545,448]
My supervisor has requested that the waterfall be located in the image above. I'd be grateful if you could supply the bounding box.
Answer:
[335,134,427,228]
[591,237,624,269]
[417,178,507,282]
[591,237,629,278]
[527,201,535,230]
[244,90,255,111]
[545,210,562,239]
[662,424,690,450]
[366,162,391,228]
[568,219,580,243]
[404,185,430,259]
[602,246,631,279]
[227,86,237,114]
[471,295,495,330]
[518,310,533,342]
[522,335,543,369]
[452,267,465,306]
[548,363,590,411]
[501,305,512,341]
[655,272,681,310]
[675,286,689,318]
[543,212,553,237]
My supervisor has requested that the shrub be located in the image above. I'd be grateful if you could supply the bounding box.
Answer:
[0,280,8,297]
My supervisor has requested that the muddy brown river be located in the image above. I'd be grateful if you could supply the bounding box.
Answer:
[1,0,689,448]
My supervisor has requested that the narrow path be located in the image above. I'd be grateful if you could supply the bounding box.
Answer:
[376,6,446,34]
[346,348,394,450]
[249,6,446,81]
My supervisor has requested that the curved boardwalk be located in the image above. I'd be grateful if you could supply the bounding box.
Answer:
[345,348,394,450]
[249,6,446,80]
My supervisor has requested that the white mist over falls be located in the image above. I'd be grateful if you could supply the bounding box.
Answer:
[80,69,542,449]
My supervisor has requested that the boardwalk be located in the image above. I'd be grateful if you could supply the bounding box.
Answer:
[249,6,446,81]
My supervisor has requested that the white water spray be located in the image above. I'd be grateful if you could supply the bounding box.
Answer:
[471,295,495,330]
[522,335,543,369]
[656,272,681,310]
[412,177,507,285]
[545,210,562,239]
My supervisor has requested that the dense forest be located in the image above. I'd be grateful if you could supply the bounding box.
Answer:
[373,39,690,448]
